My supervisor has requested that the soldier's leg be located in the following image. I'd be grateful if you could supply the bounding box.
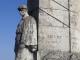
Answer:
[32,51,41,60]
[33,51,37,60]
[29,45,38,60]
[37,52,41,60]
[16,48,33,60]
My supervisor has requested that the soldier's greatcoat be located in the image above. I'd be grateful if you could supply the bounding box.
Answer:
[22,16,37,46]
[15,16,37,60]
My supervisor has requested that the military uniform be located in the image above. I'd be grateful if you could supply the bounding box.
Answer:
[22,16,37,46]
[15,16,37,60]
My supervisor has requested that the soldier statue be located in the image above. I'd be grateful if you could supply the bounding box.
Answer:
[14,5,37,60]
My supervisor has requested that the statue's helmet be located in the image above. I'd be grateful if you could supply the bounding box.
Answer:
[18,5,28,11]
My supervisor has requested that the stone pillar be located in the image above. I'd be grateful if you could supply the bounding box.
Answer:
[38,0,80,60]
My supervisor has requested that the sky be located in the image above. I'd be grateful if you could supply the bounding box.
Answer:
[0,0,27,60]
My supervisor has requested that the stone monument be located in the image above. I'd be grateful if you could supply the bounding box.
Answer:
[15,0,80,60]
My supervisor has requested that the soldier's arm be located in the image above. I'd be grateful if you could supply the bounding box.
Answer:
[14,21,24,52]
[31,17,37,52]
[32,17,37,45]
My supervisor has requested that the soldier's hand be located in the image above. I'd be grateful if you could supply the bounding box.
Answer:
[32,45,37,51]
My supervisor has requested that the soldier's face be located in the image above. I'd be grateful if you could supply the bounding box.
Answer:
[19,9,27,16]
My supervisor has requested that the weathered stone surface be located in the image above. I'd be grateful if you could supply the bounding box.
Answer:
[70,0,80,53]
[38,0,80,60]
[15,0,80,60]
[38,26,69,51]
[39,0,50,8]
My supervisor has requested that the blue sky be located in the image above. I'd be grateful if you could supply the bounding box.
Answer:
[0,0,27,60]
